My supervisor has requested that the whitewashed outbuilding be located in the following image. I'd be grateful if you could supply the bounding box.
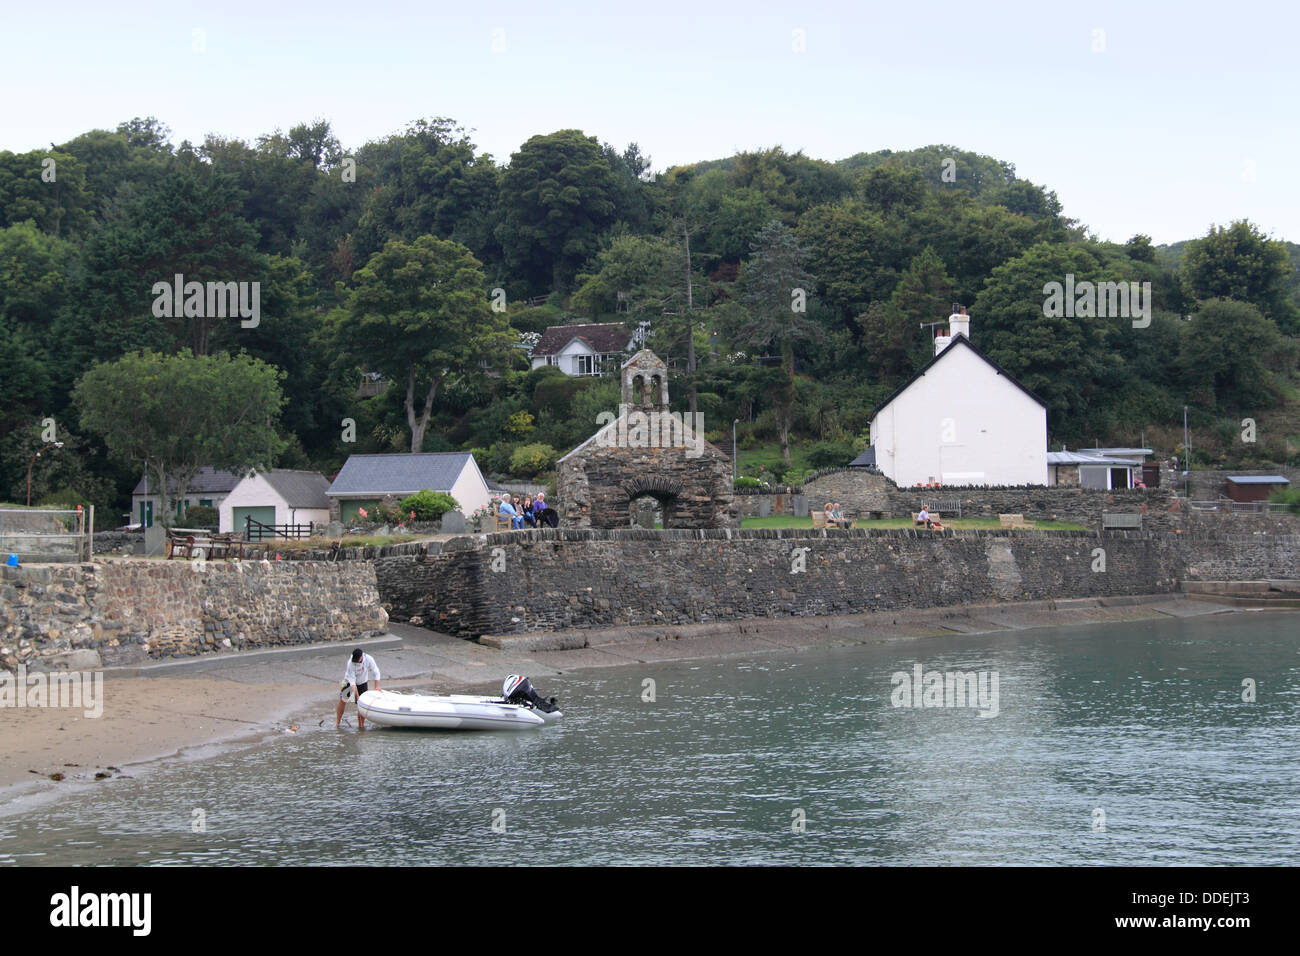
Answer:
[868,310,1048,487]
[219,470,331,535]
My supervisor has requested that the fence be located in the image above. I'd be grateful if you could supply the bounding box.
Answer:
[244,516,316,541]
[1186,500,1293,515]
[0,506,93,563]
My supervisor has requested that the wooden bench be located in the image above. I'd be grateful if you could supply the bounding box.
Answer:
[999,513,1036,530]
[165,528,243,560]
[912,512,941,529]
[813,510,855,529]
[496,512,519,531]
[1101,512,1142,530]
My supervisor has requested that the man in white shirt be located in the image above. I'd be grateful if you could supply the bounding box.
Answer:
[336,647,382,729]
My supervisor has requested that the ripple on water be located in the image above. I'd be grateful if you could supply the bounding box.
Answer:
[2,612,1299,865]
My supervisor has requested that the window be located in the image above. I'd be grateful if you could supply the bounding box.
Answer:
[199,499,213,508]
[575,354,596,376]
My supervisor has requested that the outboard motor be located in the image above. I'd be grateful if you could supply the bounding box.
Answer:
[502,675,560,714]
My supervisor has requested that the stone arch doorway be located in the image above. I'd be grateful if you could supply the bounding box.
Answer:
[629,490,676,528]
[623,476,683,528]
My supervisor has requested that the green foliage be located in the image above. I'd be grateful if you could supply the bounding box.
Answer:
[509,443,558,478]
[806,441,856,469]
[398,489,460,521]
[1269,486,1300,515]
[495,129,620,293]
[72,349,286,526]
[1177,298,1288,411]
[183,505,219,528]
[1182,220,1297,332]
[337,234,512,452]
[734,476,764,489]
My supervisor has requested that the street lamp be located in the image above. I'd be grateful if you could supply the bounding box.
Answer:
[26,442,64,506]
[733,419,739,480]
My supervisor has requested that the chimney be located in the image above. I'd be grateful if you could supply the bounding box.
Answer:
[933,330,952,356]
[949,304,970,342]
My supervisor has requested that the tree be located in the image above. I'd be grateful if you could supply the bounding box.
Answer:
[338,235,512,452]
[0,149,92,237]
[495,130,620,293]
[972,242,1121,441]
[1182,220,1297,332]
[72,350,286,525]
[857,247,955,382]
[732,221,820,466]
[70,160,261,360]
[1177,298,1287,410]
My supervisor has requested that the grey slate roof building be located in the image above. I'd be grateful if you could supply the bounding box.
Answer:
[327,453,476,496]
[132,466,241,496]
[260,470,331,509]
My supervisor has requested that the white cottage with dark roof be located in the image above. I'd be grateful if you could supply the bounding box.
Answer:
[326,452,490,523]
[530,322,637,376]
[868,309,1048,487]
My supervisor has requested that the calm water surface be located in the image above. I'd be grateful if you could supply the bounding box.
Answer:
[2,612,1298,865]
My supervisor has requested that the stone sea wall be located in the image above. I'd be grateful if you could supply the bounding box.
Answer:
[374,527,1300,639]
[0,559,388,670]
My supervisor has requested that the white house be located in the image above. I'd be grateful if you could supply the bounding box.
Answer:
[220,470,331,535]
[869,309,1048,487]
[530,322,637,376]
[131,466,241,528]
[326,452,491,523]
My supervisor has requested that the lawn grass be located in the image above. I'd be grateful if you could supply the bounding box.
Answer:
[740,515,1088,531]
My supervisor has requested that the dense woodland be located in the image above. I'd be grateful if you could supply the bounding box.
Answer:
[2,116,1299,522]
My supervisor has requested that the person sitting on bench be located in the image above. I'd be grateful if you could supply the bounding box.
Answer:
[917,506,932,529]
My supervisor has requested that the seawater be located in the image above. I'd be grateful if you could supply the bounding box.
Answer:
[2,612,1298,866]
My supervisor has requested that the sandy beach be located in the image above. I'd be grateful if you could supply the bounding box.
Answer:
[0,594,1248,804]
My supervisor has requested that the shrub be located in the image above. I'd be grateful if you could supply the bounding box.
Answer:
[735,476,764,490]
[183,505,219,528]
[806,440,856,469]
[398,490,460,521]
[510,443,558,478]
[1269,486,1300,514]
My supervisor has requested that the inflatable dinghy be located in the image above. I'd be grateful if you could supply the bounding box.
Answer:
[357,676,562,731]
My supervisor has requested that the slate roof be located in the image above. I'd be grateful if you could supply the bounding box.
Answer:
[533,323,632,357]
[1047,452,1139,466]
[1225,475,1290,485]
[132,466,241,497]
[261,470,331,508]
[868,336,1047,421]
[327,453,476,496]
[849,447,876,468]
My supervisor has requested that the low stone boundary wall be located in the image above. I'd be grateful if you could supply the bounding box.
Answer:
[0,559,388,670]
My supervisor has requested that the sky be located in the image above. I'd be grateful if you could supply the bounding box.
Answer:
[3,0,1297,246]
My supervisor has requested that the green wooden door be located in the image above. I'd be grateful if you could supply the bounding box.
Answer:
[233,506,277,539]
